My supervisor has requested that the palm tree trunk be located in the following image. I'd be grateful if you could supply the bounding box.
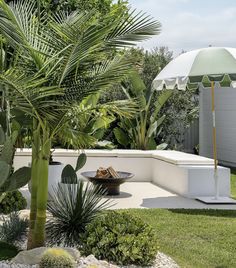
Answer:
[32,127,51,248]
[27,120,40,249]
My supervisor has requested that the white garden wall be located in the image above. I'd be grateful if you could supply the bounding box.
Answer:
[14,149,230,198]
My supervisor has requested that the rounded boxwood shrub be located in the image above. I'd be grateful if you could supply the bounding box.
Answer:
[0,190,27,214]
[80,211,158,266]
[39,248,76,268]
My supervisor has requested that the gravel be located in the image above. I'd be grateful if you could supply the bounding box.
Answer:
[0,252,179,268]
[0,262,37,268]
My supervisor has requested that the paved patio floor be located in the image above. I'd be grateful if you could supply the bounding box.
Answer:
[105,182,236,210]
[20,182,236,210]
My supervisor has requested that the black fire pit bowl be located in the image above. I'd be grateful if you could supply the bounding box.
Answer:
[81,171,134,195]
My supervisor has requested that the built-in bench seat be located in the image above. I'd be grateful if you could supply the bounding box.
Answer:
[14,149,230,198]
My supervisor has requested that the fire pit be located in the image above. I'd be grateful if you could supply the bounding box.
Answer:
[81,167,134,195]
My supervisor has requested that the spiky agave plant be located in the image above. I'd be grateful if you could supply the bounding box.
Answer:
[0,0,161,248]
[46,181,111,247]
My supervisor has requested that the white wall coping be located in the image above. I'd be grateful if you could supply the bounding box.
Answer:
[15,148,214,166]
[152,150,214,165]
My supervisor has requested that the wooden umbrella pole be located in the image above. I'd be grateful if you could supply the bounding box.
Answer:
[211,81,219,199]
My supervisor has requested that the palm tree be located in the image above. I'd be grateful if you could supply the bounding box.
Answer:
[0,0,161,248]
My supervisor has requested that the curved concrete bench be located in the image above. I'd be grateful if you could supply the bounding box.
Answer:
[14,149,230,198]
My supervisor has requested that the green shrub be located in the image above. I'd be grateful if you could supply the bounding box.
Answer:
[0,190,27,214]
[80,211,158,266]
[39,248,76,268]
[0,211,28,245]
[0,241,19,260]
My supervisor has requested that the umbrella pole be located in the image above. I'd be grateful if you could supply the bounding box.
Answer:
[211,81,219,199]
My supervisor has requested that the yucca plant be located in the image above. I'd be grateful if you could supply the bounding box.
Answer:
[46,181,111,247]
[0,0,161,248]
[0,211,28,245]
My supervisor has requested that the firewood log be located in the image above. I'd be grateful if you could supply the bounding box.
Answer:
[107,166,120,178]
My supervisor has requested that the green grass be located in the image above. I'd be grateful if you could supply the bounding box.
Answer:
[231,169,236,199]
[128,209,236,268]
[0,241,19,260]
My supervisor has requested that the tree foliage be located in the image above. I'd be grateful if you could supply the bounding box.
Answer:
[124,47,199,150]
[5,0,129,15]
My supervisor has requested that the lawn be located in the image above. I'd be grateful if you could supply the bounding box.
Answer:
[231,169,236,199]
[128,209,236,268]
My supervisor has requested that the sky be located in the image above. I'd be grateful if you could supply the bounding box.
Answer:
[128,0,236,56]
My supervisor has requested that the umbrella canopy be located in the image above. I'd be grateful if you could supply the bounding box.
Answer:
[153,47,236,90]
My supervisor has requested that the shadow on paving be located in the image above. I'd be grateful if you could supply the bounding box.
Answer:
[141,196,236,211]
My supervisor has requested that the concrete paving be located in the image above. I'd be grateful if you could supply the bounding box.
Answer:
[105,182,236,210]
[20,182,236,210]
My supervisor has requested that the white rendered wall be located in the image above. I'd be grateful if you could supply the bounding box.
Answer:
[14,149,230,198]
[199,86,236,167]
[14,149,153,182]
[187,166,230,197]
[151,160,230,197]
[151,159,189,196]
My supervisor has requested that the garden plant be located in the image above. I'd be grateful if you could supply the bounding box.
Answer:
[80,211,158,266]
[114,71,172,149]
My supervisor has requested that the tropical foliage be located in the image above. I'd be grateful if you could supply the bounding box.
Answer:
[46,181,111,247]
[0,0,160,248]
[57,93,136,149]
[114,72,172,150]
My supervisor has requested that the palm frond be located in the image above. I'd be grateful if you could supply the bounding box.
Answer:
[61,55,134,101]
[0,69,64,121]
[0,0,48,69]
[106,9,161,47]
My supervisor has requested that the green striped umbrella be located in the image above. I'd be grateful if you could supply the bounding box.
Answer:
[153,47,236,202]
